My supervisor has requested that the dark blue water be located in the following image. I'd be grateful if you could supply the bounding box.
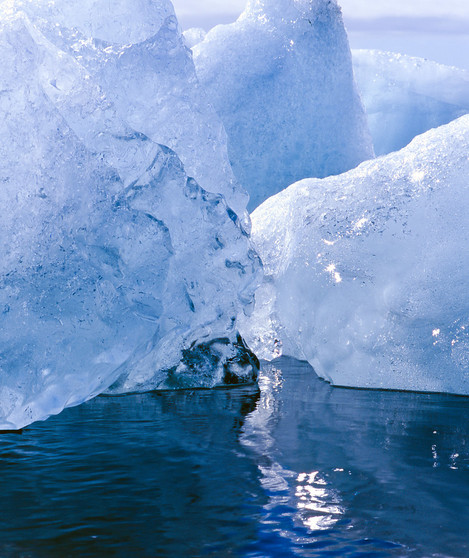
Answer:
[1,357,468,557]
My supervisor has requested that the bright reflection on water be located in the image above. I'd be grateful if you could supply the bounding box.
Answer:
[295,471,344,531]
[0,357,469,557]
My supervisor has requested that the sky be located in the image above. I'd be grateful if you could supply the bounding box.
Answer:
[172,0,469,69]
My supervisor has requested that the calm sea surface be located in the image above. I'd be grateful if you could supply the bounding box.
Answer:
[0,357,468,557]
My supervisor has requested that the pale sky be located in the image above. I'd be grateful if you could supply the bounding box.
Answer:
[172,0,469,69]
[172,0,469,23]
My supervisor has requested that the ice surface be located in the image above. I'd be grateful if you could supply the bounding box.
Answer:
[11,0,176,44]
[241,115,469,394]
[7,0,247,217]
[193,0,374,210]
[353,50,469,156]
[0,11,261,430]
[183,27,206,49]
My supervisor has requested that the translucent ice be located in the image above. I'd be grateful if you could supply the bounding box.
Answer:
[183,27,206,49]
[0,12,261,430]
[242,115,469,395]
[353,50,469,156]
[8,0,247,216]
[193,0,374,209]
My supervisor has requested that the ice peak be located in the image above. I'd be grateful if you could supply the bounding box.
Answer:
[3,0,176,44]
[243,0,339,22]
[193,0,372,210]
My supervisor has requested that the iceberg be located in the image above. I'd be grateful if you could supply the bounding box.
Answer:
[192,0,374,210]
[7,0,247,216]
[353,50,469,156]
[0,11,261,430]
[241,115,469,395]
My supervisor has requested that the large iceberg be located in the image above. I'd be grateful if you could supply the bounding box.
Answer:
[192,0,374,210]
[353,50,469,156]
[241,115,469,395]
[6,0,248,216]
[0,10,261,430]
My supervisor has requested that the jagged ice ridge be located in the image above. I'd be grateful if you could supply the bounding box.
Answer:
[0,5,261,430]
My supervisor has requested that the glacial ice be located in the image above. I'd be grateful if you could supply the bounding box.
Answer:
[8,0,247,216]
[192,0,374,210]
[241,115,469,395]
[0,11,261,430]
[183,27,207,49]
[353,50,469,156]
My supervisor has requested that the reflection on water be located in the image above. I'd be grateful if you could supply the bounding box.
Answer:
[242,358,469,557]
[0,357,468,557]
[295,471,344,531]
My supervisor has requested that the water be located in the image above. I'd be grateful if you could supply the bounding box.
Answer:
[0,357,468,557]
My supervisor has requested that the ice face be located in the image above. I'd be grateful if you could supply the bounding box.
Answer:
[353,50,469,156]
[241,115,469,395]
[7,0,247,217]
[0,12,261,430]
[193,0,374,210]
[183,27,206,49]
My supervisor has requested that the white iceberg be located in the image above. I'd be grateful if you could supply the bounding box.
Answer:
[242,115,469,395]
[0,11,261,430]
[192,0,374,210]
[353,50,469,156]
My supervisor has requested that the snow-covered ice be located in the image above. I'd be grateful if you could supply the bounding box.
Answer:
[241,115,469,395]
[0,8,261,430]
[353,50,469,156]
[193,0,374,209]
